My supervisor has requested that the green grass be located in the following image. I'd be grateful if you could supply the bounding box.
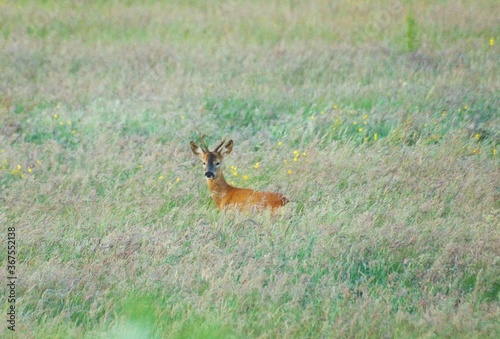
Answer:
[1,0,499,338]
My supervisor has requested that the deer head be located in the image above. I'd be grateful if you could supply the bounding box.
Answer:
[190,135,233,180]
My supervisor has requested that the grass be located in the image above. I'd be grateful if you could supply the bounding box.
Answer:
[1,0,499,338]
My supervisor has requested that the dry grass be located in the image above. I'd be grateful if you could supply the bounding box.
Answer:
[1,0,499,338]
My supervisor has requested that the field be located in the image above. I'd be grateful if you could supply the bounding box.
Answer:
[1,0,499,338]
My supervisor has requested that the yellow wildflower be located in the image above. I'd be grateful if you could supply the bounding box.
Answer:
[278,141,282,146]
[287,169,292,175]
[254,162,259,169]
[374,133,378,141]
[54,114,58,119]
[490,37,495,46]
[243,175,249,180]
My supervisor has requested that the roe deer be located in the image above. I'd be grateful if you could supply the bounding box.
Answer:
[190,136,289,212]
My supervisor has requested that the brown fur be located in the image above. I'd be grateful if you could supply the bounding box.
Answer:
[190,137,288,212]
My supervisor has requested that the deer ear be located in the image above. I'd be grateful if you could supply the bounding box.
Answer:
[190,141,203,156]
[222,140,233,156]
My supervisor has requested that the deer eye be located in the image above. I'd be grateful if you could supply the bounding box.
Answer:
[202,162,206,165]
[215,162,220,166]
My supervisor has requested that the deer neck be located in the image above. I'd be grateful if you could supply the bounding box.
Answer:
[206,170,231,203]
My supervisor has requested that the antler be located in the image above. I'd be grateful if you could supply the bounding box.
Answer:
[214,137,227,153]
[199,134,210,153]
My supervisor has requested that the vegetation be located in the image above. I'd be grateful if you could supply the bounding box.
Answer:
[1,0,498,338]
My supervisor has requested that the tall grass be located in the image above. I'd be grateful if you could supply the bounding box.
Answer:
[406,6,419,52]
[1,0,499,338]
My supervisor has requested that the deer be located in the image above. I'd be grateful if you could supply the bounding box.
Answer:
[190,136,289,212]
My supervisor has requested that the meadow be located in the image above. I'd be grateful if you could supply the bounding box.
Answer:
[1,0,499,338]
